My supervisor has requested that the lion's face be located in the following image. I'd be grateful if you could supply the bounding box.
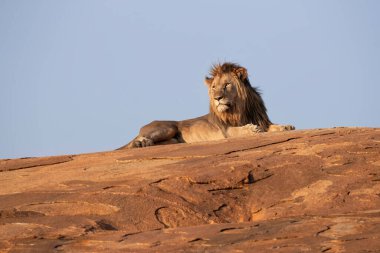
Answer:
[207,72,240,113]
[204,63,271,128]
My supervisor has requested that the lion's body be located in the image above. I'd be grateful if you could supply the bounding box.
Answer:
[118,62,294,149]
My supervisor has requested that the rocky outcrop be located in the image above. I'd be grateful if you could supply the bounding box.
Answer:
[1,127,379,252]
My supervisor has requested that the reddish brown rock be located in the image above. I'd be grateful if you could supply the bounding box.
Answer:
[0,127,379,252]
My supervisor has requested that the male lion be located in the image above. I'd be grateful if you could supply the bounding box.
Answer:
[119,62,294,149]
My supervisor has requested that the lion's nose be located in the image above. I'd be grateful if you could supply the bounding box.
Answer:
[214,95,223,101]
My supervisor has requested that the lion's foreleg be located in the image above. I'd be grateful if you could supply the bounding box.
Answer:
[226,124,263,138]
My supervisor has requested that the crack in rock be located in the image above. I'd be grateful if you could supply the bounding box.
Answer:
[149,178,169,186]
[222,137,302,156]
[208,186,243,192]
[188,178,217,185]
[96,219,118,231]
[155,207,170,228]
[188,238,206,243]
[315,226,331,237]
[321,247,332,252]
[219,227,244,233]
[213,204,228,217]
[118,231,143,242]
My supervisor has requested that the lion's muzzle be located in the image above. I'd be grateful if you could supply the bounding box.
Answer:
[214,98,231,112]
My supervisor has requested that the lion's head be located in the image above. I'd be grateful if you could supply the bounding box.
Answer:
[205,62,272,130]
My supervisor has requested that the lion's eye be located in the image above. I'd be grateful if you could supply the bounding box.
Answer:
[212,85,216,90]
[225,83,231,88]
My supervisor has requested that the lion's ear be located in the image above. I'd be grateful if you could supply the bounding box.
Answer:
[204,77,213,86]
[235,67,248,81]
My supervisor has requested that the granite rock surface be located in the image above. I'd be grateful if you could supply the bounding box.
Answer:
[1,128,380,252]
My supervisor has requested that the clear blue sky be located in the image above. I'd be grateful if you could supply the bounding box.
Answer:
[1,1,379,159]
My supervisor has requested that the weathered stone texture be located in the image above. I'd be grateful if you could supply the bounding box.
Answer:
[0,128,379,252]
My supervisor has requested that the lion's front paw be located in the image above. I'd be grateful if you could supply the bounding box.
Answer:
[268,124,296,132]
[284,125,295,131]
[133,136,154,148]
[245,124,263,133]
[244,124,264,133]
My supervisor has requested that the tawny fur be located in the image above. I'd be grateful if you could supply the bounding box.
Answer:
[118,62,294,149]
